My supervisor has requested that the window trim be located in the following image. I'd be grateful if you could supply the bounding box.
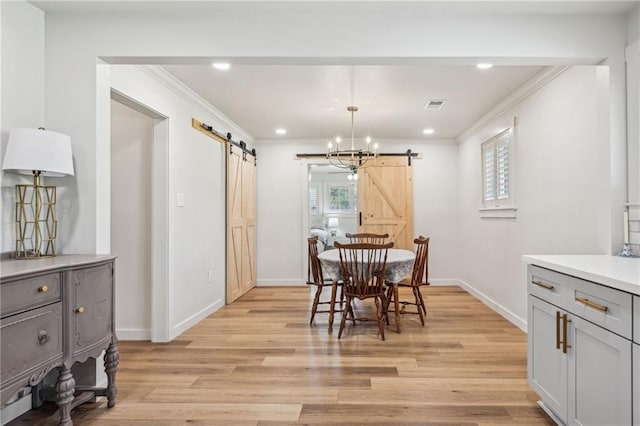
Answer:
[479,127,516,218]
[325,182,357,214]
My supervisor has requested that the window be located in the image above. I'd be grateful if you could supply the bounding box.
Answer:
[309,183,320,215]
[480,128,516,217]
[326,183,357,213]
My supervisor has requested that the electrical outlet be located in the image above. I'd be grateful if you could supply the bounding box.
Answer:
[176,193,185,207]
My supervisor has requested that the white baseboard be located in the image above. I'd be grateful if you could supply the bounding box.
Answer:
[429,279,461,286]
[1,393,31,425]
[256,279,305,287]
[116,328,152,341]
[456,279,527,332]
[172,298,224,339]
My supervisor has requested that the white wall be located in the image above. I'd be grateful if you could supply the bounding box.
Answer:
[38,5,629,260]
[110,99,153,339]
[457,66,611,329]
[255,139,459,285]
[626,6,640,254]
[1,1,45,252]
[109,65,250,340]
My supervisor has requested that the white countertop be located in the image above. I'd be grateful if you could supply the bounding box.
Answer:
[522,254,640,295]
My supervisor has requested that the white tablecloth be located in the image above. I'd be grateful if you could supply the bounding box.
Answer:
[317,248,415,284]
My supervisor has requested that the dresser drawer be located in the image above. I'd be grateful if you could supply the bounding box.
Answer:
[1,273,61,318]
[0,302,63,387]
[565,275,632,339]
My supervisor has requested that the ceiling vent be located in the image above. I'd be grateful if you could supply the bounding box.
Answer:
[424,100,446,110]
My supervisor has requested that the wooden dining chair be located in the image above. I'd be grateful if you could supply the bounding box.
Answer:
[385,236,430,325]
[307,236,343,331]
[345,232,389,244]
[335,241,394,340]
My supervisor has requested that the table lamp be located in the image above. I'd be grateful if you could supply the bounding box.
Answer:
[2,128,74,258]
[328,217,339,236]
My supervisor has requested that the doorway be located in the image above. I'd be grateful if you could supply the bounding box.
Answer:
[110,92,169,341]
[307,164,358,252]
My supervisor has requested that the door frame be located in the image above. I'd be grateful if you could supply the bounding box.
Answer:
[110,89,170,342]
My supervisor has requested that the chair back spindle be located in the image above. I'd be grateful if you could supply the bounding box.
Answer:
[345,233,389,244]
[335,242,394,299]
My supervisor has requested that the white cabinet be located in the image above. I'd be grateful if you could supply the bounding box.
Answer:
[527,266,633,426]
[567,313,631,425]
[635,296,640,426]
[634,343,640,426]
[528,295,567,423]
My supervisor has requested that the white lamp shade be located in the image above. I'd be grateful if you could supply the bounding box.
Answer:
[2,128,74,176]
[328,217,339,228]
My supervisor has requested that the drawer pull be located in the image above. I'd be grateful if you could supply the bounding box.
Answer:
[562,314,571,354]
[532,280,554,290]
[76,306,85,314]
[38,330,49,344]
[555,311,561,350]
[575,297,608,313]
[38,285,49,293]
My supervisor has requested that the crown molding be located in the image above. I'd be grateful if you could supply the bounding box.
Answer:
[136,65,254,143]
[457,65,570,142]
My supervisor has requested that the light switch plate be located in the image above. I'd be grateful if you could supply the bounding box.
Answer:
[176,193,185,207]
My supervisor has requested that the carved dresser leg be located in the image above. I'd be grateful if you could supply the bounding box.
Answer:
[56,365,75,426]
[105,341,119,408]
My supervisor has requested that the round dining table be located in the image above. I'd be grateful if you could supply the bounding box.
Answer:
[317,248,415,333]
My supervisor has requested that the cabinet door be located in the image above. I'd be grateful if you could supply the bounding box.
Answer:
[634,344,639,426]
[567,314,632,426]
[71,263,114,357]
[634,296,640,344]
[528,295,567,423]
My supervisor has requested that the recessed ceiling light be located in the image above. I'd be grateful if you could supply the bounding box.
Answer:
[212,62,231,71]
[422,128,435,135]
[477,63,493,70]
[275,128,287,135]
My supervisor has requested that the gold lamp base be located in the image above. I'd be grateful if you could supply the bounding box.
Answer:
[14,173,58,259]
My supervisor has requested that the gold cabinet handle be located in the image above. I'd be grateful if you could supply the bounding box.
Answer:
[532,280,554,290]
[575,297,608,313]
[38,285,48,293]
[76,307,85,314]
[562,314,572,354]
[555,311,561,350]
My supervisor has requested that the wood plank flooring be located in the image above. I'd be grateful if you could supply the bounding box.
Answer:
[10,285,553,425]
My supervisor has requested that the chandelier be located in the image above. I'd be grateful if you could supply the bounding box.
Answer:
[326,106,379,169]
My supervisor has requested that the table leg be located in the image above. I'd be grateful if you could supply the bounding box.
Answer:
[328,279,337,333]
[393,283,401,333]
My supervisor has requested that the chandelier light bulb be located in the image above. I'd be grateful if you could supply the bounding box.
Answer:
[373,142,379,152]
[347,173,353,181]
[335,136,342,144]
[366,136,372,144]
[327,142,333,149]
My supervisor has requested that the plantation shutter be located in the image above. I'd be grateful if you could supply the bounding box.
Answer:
[482,129,512,206]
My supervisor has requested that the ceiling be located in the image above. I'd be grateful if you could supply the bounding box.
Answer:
[30,0,638,142]
[163,63,544,140]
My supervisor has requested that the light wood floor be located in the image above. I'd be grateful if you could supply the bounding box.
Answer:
[11,285,553,425]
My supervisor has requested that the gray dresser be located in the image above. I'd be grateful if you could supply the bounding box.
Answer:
[0,255,118,425]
